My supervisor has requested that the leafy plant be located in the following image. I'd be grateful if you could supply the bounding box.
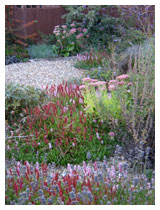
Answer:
[5,83,48,125]
[27,44,58,59]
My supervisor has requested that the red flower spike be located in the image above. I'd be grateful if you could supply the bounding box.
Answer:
[51,117,54,123]
[16,168,20,176]
[44,181,48,187]
[43,136,49,144]
[56,139,59,146]
[57,100,60,106]
[27,117,30,124]
[55,172,58,182]
[26,107,29,115]
[65,138,68,145]
[33,140,38,147]
[9,168,13,176]
[87,178,92,192]
[79,117,83,124]
[59,138,62,145]
[70,109,73,117]
[14,182,18,196]
[25,173,29,181]
[44,123,47,131]
[35,128,38,138]
[64,116,68,124]
[89,135,92,141]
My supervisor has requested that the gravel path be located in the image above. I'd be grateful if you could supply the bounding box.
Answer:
[5,56,86,88]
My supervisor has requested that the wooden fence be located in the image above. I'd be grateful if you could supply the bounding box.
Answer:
[11,6,66,41]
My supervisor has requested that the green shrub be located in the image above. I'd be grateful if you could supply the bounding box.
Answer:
[5,83,48,125]
[27,44,58,59]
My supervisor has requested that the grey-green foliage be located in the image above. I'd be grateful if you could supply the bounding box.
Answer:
[118,37,154,74]
[5,83,48,124]
[27,44,58,59]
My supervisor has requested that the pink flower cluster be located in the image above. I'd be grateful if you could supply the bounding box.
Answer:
[116,74,129,80]
[70,28,76,34]
[108,74,131,92]
[76,33,83,39]
[80,78,107,93]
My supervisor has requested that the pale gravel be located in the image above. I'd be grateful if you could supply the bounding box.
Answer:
[5,56,86,89]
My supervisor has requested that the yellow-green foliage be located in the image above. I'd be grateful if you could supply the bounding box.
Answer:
[82,82,122,121]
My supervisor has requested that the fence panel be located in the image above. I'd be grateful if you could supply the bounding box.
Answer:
[12,7,66,41]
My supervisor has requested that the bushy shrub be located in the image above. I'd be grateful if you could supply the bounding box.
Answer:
[5,83,48,125]
[52,23,89,57]
[62,6,146,52]
[27,44,58,59]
